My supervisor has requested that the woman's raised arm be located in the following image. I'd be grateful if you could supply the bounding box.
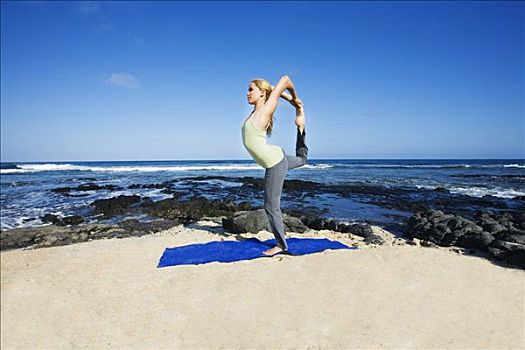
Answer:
[261,75,299,116]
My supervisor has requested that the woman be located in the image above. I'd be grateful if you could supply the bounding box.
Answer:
[241,75,308,256]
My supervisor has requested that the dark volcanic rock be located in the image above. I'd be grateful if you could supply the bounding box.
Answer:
[407,209,525,269]
[341,223,384,244]
[222,209,308,234]
[487,240,525,268]
[456,231,495,250]
[41,214,63,225]
[52,183,121,195]
[63,215,85,225]
[127,183,166,190]
[143,196,251,224]
[91,195,142,218]
[0,219,184,251]
[1,224,121,250]
[222,210,381,243]
[40,214,84,226]
[117,219,179,233]
[433,187,450,193]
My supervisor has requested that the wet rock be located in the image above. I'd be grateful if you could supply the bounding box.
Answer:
[91,195,142,218]
[63,215,84,226]
[127,183,166,189]
[433,187,450,193]
[52,183,121,194]
[41,214,62,225]
[40,214,84,226]
[52,187,71,194]
[144,196,251,224]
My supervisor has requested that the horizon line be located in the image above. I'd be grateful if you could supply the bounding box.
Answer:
[2,157,524,163]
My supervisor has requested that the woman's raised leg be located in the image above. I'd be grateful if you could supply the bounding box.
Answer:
[287,127,308,170]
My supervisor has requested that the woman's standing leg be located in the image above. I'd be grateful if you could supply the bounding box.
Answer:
[264,155,289,252]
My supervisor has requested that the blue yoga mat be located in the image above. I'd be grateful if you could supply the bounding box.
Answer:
[157,237,356,268]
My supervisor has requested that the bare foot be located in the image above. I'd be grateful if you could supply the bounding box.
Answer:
[263,245,285,256]
[295,107,305,134]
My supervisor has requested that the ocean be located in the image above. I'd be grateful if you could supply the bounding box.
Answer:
[1,159,524,231]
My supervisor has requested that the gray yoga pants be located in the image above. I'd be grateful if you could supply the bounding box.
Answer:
[264,127,308,251]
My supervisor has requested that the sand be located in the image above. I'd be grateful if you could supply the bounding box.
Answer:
[1,221,524,349]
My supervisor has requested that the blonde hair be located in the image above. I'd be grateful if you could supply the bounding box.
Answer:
[251,78,275,136]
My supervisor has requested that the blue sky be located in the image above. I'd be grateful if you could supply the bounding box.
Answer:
[1,1,523,161]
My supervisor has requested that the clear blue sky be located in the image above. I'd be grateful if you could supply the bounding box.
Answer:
[1,1,523,161]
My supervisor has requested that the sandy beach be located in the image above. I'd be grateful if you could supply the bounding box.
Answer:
[1,221,524,349]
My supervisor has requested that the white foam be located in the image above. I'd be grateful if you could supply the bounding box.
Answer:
[504,164,525,168]
[188,179,243,187]
[329,164,474,169]
[88,164,264,172]
[448,186,525,199]
[303,164,333,169]
[0,163,262,174]
[1,163,91,174]
[1,162,334,174]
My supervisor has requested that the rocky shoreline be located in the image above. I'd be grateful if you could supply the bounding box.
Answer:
[1,176,524,269]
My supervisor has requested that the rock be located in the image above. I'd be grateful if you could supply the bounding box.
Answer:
[77,183,119,191]
[41,214,84,227]
[421,240,439,248]
[0,228,39,250]
[127,183,165,189]
[63,215,84,226]
[221,209,308,234]
[91,195,142,218]
[407,210,455,246]
[507,234,525,245]
[144,196,250,223]
[341,223,384,244]
[407,209,486,247]
[488,240,525,268]
[516,211,525,230]
[433,187,449,193]
[481,221,506,235]
[41,214,63,225]
[52,183,121,194]
[456,231,495,250]
[306,217,329,230]
[408,209,525,269]
[0,222,161,251]
[117,219,179,235]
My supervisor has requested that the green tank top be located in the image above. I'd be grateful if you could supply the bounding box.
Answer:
[241,118,285,168]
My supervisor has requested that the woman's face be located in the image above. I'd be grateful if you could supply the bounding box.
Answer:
[247,82,264,105]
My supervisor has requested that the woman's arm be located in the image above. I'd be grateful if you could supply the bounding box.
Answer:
[261,75,299,116]
[271,85,294,103]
